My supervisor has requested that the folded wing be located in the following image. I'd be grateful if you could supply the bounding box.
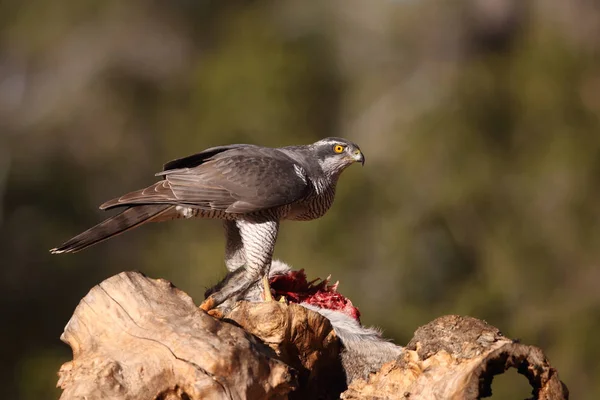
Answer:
[101,147,310,214]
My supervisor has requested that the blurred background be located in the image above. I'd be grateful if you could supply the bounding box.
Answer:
[1,0,599,398]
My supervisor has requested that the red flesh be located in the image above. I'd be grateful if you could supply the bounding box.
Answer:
[269,269,361,321]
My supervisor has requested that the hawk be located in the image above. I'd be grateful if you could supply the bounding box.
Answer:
[50,137,365,310]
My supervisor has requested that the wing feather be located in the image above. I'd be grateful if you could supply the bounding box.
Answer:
[100,147,310,214]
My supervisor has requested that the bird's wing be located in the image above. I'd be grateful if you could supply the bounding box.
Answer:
[160,144,254,172]
[100,147,310,214]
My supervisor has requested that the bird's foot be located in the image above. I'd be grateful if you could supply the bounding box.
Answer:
[199,296,216,312]
[207,308,224,319]
[261,275,274,302]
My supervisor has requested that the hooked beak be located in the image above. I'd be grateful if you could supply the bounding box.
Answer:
[353,149,365,166]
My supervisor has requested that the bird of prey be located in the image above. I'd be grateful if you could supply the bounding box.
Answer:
[50,137,364,311]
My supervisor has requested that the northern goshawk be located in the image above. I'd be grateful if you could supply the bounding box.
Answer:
[50,137,364,310]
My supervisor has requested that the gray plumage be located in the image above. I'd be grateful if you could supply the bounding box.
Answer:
[51,138,364,310]
[302,304,403,383]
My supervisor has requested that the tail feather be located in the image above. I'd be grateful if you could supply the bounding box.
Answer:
[50,205,173,254]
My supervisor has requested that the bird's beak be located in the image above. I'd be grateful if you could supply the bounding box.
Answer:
[353,149,365,166]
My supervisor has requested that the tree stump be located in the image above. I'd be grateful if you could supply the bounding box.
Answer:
[57,271,569,400]
[56,272,297,400]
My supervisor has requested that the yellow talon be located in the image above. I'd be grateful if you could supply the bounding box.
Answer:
[199,296,216,312]
[207,308,224,319]
[262,275,274,301]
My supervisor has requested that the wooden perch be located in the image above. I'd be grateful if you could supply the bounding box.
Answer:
[57,272,568,400]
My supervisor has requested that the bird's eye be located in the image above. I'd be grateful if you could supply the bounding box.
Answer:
[333,144,345,153]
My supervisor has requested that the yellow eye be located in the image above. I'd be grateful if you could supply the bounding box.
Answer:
[333,144,345,153]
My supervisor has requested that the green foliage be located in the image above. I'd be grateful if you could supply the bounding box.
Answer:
[1,1,599,398]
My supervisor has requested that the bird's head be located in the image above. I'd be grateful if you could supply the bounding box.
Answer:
[312,137,365,177]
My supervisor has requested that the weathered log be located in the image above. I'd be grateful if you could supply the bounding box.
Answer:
[226,301,346,399]
[57,272,297,400]
[341,315,569,400]
[57,272,568,400]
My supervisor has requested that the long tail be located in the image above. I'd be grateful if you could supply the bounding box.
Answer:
[50,205,173,254]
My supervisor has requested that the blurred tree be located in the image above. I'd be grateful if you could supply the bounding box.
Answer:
[1,0,599,398]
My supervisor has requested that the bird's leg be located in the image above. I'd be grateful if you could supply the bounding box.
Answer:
[200,221,248,313]
[223,220,246,272]
[200,219,279,311]
[200,264,260,312]
[239,219,278,302]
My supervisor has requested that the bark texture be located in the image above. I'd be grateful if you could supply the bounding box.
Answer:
[57,272,568,400]
[57,272,296,400]
[341,315,569,400]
